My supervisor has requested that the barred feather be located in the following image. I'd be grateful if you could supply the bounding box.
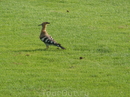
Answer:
[40,36,65,49]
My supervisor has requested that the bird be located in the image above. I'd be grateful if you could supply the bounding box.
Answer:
[38,22,65,49]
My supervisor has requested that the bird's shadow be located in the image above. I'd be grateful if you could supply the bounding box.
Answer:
[18,49,45,52]
[14,48,62,52]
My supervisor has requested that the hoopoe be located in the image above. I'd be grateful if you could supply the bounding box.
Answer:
[38,22,65,49]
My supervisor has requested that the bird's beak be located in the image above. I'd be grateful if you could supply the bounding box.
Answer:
[47,22,50,24]
[38,24,42,26]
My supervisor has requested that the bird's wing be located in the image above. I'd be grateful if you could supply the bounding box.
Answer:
[41,35,57,45]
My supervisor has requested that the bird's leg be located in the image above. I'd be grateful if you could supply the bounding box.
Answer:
[45,44,49,49]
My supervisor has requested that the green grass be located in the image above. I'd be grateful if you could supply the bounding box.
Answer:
[0,0,130,97]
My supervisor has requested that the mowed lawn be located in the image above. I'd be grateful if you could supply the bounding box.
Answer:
[0,0,130,97]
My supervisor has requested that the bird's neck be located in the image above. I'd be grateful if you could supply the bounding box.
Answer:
[42,25,47,31]
[40,25,49,36]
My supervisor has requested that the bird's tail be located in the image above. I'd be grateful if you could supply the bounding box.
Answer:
[56,43,65,49]
[59,45,65,49]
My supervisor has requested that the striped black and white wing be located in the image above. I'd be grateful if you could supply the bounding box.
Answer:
[40,35,65,49]
[40,36,57,45]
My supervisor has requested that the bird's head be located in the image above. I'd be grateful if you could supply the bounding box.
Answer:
[38,22,50,26]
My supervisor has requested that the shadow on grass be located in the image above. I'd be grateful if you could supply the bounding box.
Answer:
[14,48,63,52]
[13,49,44,52]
